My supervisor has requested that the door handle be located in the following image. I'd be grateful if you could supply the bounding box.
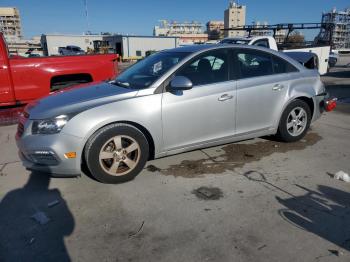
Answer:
[218,94,233,101]
[272,84,284,91]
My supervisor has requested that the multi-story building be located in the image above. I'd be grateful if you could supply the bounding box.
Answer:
[316,7,350,50]
[0,7,22,42]
[154,20,208,44]
[206,21,224,40]
[274,29,287,44]
[0,7,40,56]
[224,1,246,37]
[250,21,269,37]
[249,21,287,43]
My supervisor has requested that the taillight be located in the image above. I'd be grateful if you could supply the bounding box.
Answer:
[325,98,337,112]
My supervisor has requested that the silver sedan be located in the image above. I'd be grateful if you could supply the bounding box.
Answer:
[16,45,330,183]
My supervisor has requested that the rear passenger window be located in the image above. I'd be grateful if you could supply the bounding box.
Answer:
[272,55,298,74]
[236,50,273,79]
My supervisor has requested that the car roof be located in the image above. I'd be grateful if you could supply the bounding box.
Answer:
[165,44,305,71]
[221,37,252,41]
[170,44,219,53]
[167,43,264,54]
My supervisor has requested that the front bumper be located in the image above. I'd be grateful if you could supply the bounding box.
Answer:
[16,122,83,176]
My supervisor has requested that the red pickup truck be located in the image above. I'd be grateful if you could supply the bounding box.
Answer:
[0,32,118,107]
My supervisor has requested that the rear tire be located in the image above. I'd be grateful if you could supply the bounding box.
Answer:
[276,99,311,142]
[85,123,149,184]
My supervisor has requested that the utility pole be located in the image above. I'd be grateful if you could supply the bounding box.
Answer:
[83,0,90,34]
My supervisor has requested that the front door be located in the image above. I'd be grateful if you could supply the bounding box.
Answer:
[162,48,236,152]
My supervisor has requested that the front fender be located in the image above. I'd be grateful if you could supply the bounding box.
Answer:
[61,93,163,167]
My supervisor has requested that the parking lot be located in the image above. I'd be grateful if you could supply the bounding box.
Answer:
[1,58,350,261]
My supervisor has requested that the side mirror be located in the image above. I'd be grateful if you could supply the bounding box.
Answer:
[169,76,193,91]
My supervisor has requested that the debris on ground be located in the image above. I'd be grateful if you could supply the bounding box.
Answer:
[47,200,60,208]
[0,163,7,176]
[328,249,343,256]
[334,170,350,183]
[244,153,254,158]
[31,211,50,225]
[257,244,267,250]
[146,164,161,172]
[128,221,145,238]
[192,187,223,200]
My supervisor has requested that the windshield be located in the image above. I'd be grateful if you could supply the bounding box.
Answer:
[114,51,190,89]
[220,39,250,45]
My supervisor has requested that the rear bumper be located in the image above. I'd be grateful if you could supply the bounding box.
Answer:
[312,93,326,122]
[312,92,336,122]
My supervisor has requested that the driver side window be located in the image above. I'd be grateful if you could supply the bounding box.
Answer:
[176,49,229,86]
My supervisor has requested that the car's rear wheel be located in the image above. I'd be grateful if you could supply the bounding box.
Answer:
[276,99,311,142]
[85,123,149,184]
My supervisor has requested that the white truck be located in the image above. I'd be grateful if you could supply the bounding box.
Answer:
[220,36,330,75]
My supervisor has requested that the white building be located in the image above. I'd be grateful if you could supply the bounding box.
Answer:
[154,20,208,44]
[41,34,104,56]
[102,35,180,59]
[0,7,22,42]
[224,1,246,37]
[41,34,179,58]
[317,7,350,50]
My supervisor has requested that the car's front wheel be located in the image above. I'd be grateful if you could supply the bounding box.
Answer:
[277,99,311,142]
[85,123,149,184]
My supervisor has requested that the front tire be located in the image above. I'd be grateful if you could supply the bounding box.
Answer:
[276,99,311,142]
[85,123,149,184]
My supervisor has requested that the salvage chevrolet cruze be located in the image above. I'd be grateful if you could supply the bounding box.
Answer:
[16,45,333,183]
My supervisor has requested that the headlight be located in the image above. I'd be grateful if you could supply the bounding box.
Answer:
[32,115,69,134]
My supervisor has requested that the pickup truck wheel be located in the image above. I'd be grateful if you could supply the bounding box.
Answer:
[276,99,311,142]
[85,124,149,184]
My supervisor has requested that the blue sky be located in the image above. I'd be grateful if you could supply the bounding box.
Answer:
[1,0,349,39]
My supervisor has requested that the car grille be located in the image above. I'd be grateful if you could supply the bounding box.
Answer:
[28,151,59,165]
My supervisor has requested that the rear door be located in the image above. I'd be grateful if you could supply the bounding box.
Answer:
[162,48,236,151]
[234,48,298,134]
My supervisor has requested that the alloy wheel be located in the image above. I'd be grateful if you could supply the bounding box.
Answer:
[286,107,308,137]
[99,135,141,176]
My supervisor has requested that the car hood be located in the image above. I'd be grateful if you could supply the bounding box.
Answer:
[27,82,138,119]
